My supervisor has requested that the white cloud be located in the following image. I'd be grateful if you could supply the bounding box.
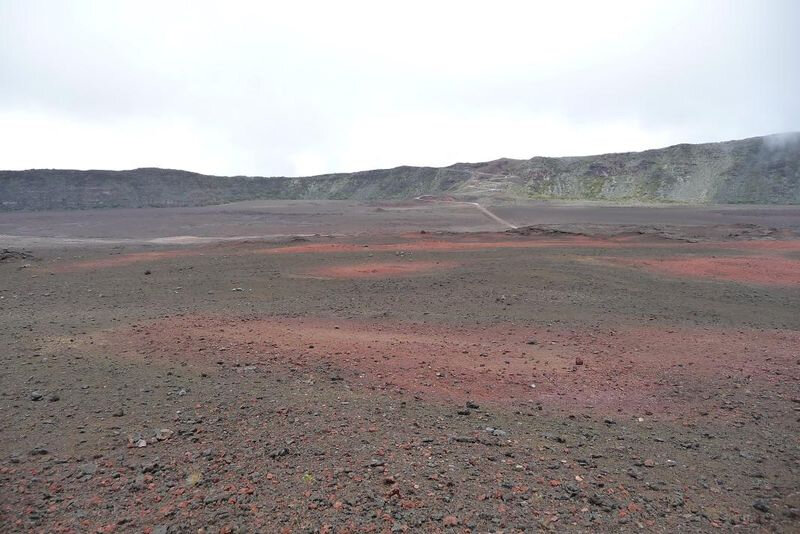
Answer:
[0,110,252,175]
[1,0,798,175]
[336,111,676,171]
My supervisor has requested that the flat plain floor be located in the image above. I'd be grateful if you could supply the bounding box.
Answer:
[1,200,799,532]
[1,199,799,243]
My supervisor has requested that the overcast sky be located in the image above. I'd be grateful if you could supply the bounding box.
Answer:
[1,0,799,176]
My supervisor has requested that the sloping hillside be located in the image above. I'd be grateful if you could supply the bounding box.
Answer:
[1,133,798,211]
[453,133,800,203]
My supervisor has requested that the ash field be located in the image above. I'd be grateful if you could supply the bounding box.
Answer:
[1,194,799,533]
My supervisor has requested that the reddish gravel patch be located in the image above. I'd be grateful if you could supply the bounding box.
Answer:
[82,316,799,419]
[614,255,800,286]
[306,260,457,278]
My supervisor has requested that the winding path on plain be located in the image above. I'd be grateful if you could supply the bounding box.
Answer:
[415,196,518,229]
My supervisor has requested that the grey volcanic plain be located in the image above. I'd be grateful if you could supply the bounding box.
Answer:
[1,137,799,532]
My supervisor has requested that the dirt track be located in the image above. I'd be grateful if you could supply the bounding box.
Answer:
[1,203,800,532]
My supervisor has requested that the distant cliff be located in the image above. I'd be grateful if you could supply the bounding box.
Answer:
[2,133,798,211]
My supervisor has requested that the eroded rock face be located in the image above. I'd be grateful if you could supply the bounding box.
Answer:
[2,133,799,211]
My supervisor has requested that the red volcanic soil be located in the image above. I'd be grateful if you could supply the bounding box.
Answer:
[86,315,798,419]
[615,255,800,286]
[305,260,457,279]
[8,225,800,532]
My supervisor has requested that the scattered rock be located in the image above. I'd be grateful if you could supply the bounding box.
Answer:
[753,500,770,513]
[442,515,459,526]
[30,391,43,401]
[589,493,617,511]
[270,447,289,459]
[79,462,98,476]
[575,357,584,366]
[141,460,160,473]
[155,428,174,441]
[48,393,60,402]
[112,408,125,417]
